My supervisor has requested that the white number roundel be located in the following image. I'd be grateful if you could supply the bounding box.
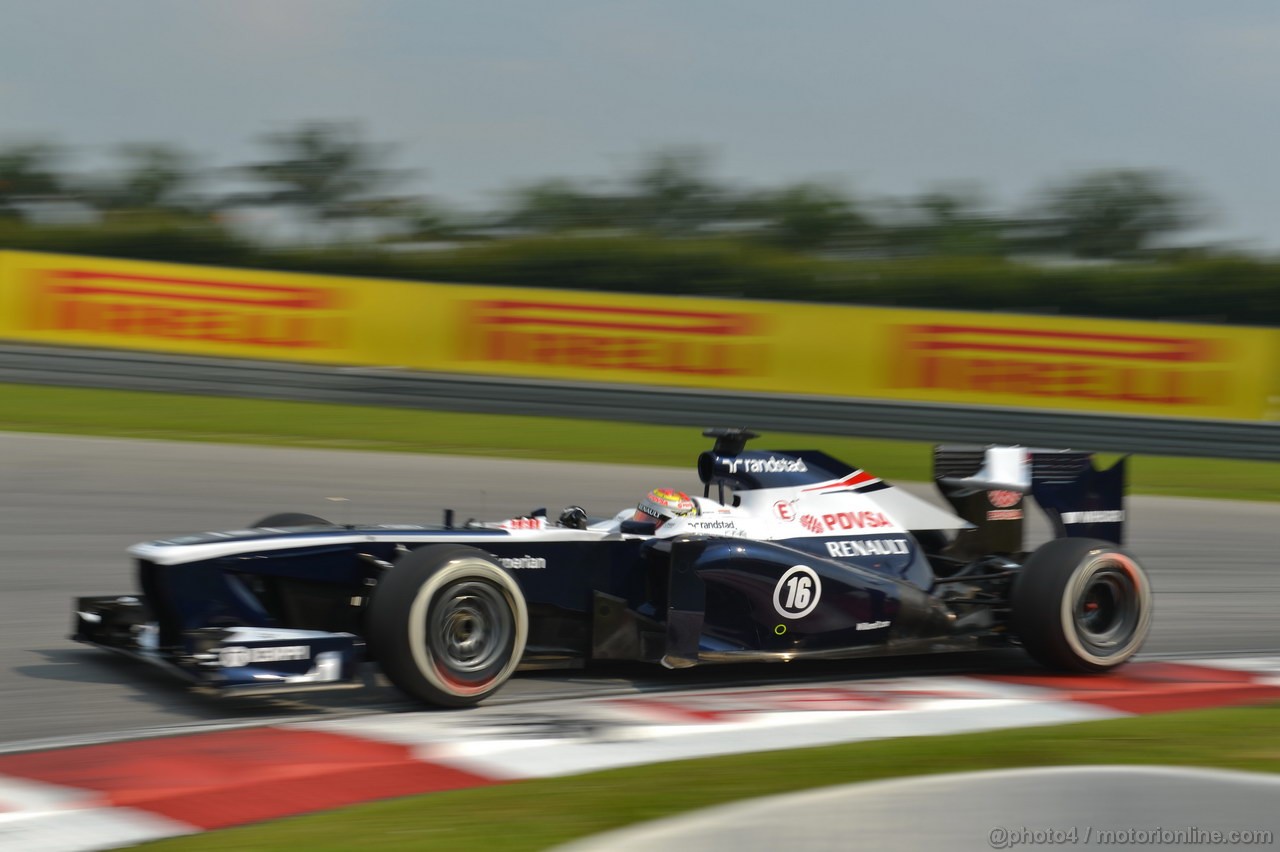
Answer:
[774,565,822,619]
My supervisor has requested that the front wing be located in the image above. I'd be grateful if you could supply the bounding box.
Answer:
[73,595,364,696]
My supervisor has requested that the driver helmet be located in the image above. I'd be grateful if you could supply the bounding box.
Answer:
[634,487,698,528]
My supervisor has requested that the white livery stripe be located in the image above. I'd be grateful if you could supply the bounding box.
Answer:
[128,529,615,566]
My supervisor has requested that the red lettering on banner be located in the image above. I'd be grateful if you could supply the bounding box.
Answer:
[462,300,771,377]
[894,325,1231,408]
[27,269,347,349]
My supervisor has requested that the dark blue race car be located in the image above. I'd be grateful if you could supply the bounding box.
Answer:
[73,429,1151,707]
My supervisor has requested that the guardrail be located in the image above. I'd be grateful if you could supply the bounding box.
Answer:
[1,343,1276,460]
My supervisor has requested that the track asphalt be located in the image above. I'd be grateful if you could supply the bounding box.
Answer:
[2,434,1278,850]
[2,657,1278,851]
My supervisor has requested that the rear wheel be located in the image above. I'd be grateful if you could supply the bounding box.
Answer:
[1011,537,1152,672]
[369,545,528,707]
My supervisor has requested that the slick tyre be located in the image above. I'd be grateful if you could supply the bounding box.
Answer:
[1011,537,1152,673]
[369,545,528,708]
[250,512,334,528]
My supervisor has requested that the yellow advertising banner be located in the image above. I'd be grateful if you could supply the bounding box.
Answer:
[412,288,778,386]
[0,250,373,364]
[0,250,1275,421]
[417,288,1276,421]
[867,311,1276,421]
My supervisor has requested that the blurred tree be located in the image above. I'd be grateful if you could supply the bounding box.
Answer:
[236,121,412,229]
[744,182,869,252]
[904,187,1005,256]
[1032,169,1200,258]
[622,147,726,235]
[85,143,201,213]
[380,197,469,242]
[501,178,623,232]
[0,141,65,217]
[117,144,197,211]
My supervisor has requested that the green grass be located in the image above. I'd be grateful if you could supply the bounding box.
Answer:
[2,382,1278,501]
[133,703,1280,851]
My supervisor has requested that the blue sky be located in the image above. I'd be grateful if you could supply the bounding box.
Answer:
[4,1,1279,246]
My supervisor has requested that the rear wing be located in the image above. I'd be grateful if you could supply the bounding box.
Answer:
[933,445,1126,559]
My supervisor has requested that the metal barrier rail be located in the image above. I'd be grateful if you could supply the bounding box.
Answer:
[1,343,1276,460]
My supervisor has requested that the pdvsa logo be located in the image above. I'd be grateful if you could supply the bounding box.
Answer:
[799,514,826,534]
[986,489,1024,520]
[988,490,1021,509]
[820,511,892,531]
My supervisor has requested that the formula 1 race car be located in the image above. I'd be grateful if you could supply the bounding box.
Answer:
[73,429,1152,707]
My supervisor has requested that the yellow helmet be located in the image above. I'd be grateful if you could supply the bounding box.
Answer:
[634,487,698,528]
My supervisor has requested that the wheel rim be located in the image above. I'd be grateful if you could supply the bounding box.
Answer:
[1071,561,1143,657]
[428,580,512,676]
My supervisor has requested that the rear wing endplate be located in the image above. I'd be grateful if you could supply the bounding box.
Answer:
[934,445,1127,559]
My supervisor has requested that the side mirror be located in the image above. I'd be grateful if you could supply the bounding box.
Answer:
[619,519,658,535]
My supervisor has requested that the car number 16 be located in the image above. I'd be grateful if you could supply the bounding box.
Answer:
[774,565,822,619]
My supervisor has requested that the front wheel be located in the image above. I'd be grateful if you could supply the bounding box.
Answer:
[1011,537,1152,672]
[368,545,528,707]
